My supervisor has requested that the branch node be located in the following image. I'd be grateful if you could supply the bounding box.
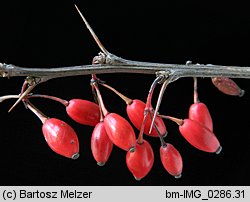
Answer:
[0,63,12,78]
[155,71,171,83]
[92,52,106,64]
[26,76,42,86]
[8,76,41,112]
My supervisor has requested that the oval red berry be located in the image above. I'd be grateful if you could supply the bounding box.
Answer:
[42,118,79,159]
[179,119,221,153]
[104,113,136,151]
[91,122,113,166]
[189,102,213,131]
[66,99,100,126]
[127,99,167,137]
[126,140,154,180]
[160,143,183,178]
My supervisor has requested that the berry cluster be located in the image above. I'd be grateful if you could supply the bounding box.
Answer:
[0,73,243,181]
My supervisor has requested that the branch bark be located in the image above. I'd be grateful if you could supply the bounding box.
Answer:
[1,5,250,83]
[1,53,250,83]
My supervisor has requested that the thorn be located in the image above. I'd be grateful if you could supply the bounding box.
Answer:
[74,4,109,55]
[149,79,170,134]
[8,85,36,112]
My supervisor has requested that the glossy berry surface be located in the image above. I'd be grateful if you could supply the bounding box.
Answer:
[179,119,221,153]
[126,140,154,180]
[189,102,213,131]
[104,113,136,151]
[42,118,79,159]
[66,99,100,126]
[91,122,113,166]
[160,143,183,178]
[126,99,167,137]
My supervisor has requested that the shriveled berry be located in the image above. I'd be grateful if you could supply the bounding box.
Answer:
[189,102,213,131]
[160,143,183,178]
[212,77,244,97]
[91,122,113,166]
[126,140,154,180]
[42,118,79,159]
[127,99,167,137]
[66,99,100,126]
[104,113,136,151]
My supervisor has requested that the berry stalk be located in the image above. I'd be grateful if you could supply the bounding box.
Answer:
[149,76,173,134]
[91,77,109,117]
[25,100,48,124]
[159,115,184,126]
[0,95,20,103]
[26,94,69,106]
[193,77,199,104]
[100,83,133,105]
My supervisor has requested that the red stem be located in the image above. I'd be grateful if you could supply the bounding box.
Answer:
[159,115,184,126]
[137,76,164,144]
[100,83,133,105]
[21,80,28,95]
[145,76,164,109]
[99,104,104,122]
[149,112,167,147]
[193,77,200,103]
[137,110,148,144]
[25,100,48,124]
[91,75,109,117]
[91,74,104,121]
[27,94,69,107]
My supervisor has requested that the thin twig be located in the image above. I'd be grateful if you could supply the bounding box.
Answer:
[1,60,250,82]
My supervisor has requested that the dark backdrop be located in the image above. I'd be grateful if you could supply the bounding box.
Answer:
[0,0,249,185]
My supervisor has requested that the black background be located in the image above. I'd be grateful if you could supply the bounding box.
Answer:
[0,0,250,185]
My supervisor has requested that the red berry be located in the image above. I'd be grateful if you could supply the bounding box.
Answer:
[91,122,113,166]
[126,99,167,137]
[66,99,100,126]
[189,102,213,131]
[126,140,154,180]
[104,113,136,151]
[160,143,183,178]
[42,118,79,159]
[179,119,221,153]
[212,77,244,97]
